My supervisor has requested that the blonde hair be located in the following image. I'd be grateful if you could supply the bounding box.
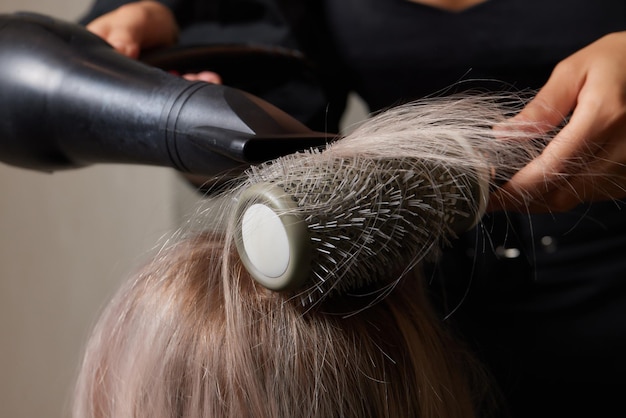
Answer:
[72,229,491,417]
[71,93,558,417]
[74,230,492,418]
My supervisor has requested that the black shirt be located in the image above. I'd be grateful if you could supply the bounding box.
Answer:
[316,2,626,415]
[324,0,626,108]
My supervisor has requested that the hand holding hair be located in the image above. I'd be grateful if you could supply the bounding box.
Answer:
[490,31,626,213]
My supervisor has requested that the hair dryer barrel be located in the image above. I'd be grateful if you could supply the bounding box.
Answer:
[0,13,330,176]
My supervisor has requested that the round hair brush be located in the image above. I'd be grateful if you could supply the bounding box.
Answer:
[232,95,550,304]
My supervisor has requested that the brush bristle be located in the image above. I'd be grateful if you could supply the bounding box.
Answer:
[234,93,550,305]
[243,152,484,303]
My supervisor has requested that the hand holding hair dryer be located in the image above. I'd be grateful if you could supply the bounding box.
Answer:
[0,13,331,177]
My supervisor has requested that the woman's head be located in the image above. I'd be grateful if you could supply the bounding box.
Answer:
[73,228,488,418]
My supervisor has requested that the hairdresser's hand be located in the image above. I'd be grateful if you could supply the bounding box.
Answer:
[489,31,626,213]
[86,1,179,58]
[86,1,222,83]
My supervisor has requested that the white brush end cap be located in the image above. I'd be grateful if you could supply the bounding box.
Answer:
[241,203,290,279]
[234,183,312,292]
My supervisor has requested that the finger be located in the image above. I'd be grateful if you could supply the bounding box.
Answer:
[106,34,141,58]
[182,72,223,84]
[85,19,109,38]
[537,155,626,209]
[487,65,585,212]
[490,55,601,212]
[86,21,141,58]
[512,61,583,130]
[490,87,614,212]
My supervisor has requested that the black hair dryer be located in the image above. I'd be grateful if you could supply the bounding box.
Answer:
[0,13,330,177]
